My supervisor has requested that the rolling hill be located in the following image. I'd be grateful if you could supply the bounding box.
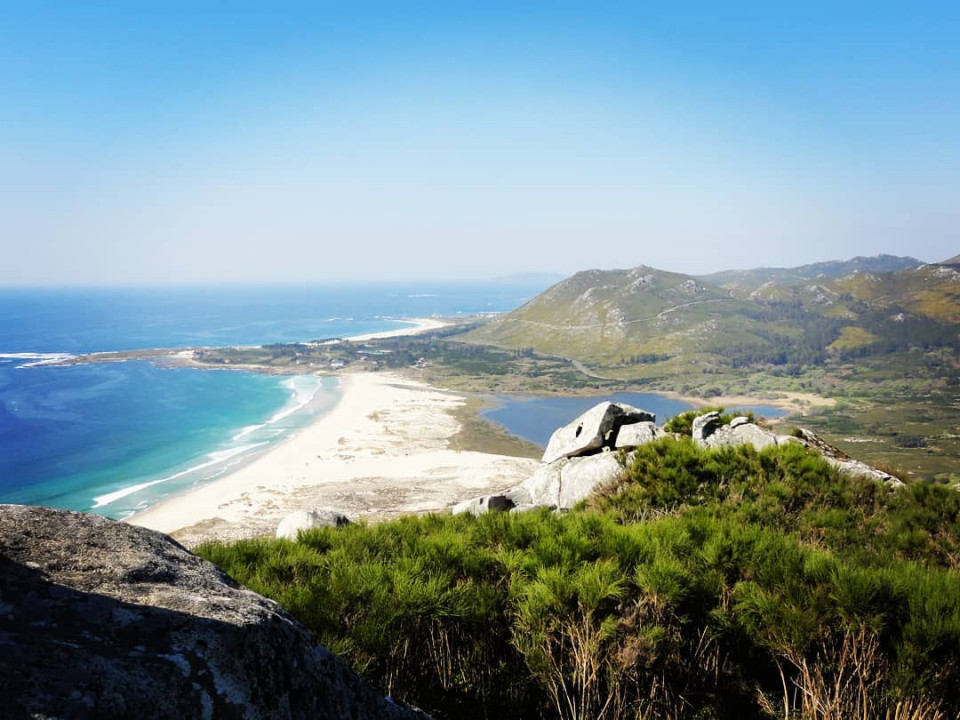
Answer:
[463,257,960,373]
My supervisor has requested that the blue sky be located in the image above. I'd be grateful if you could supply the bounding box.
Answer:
[1,1,958,284]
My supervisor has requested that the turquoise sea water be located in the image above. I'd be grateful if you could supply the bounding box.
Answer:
[483,393,789,448]
[0,283,547,517]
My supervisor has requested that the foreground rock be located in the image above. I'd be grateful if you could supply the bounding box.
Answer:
[541,401,655,464]
[276,508,351,540]
[0,505,426,720]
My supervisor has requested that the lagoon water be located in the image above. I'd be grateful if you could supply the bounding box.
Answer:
[0,283,545,517]
[483,393,788,448]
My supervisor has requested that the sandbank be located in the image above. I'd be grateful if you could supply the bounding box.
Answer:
[655,389,835,417]
[128,372,538,546]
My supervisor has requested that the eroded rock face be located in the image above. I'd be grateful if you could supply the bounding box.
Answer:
[542,402,655,464]
[0,505,427,720]
[276,508,351,541]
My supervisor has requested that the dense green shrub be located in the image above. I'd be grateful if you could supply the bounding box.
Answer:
[198,439,960,719]
[662,407,755,435]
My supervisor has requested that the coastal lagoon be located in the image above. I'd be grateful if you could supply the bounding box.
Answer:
[0,283,545,517]
[483,393,789,447]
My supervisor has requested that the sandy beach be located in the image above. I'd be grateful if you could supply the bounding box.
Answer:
[129,372,538,546]
[345,317,448,341]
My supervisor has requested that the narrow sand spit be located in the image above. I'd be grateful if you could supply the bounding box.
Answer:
[128,372,538,546]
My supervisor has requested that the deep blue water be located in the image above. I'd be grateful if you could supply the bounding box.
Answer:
[0,283,547,517]
[0,283,542,354]
[483,393,789,447]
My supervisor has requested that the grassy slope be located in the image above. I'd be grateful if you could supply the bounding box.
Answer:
[199,438,960,720]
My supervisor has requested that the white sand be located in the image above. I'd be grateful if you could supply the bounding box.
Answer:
[128,372,538,546]
[344,317,448,342]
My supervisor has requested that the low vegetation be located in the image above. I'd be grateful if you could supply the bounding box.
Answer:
[661,407,756,435]
[198,438,960,719]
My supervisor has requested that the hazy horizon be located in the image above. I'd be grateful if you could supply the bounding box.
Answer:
[1,3,957,285]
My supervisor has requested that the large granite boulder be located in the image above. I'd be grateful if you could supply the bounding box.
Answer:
[0,505,427,720]
[705,422,781,451]
[557,453,625,508]
[517,453,624,510]
[542,402,655,464]
[276,508,351,541]
[614,421,667,450]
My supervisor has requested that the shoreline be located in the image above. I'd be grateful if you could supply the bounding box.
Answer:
[344,317,448,342]
[128,372,538,546]
[28,316,449,370]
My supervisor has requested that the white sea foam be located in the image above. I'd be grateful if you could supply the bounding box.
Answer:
[0,352,74,368]
[92,442,268,508]
[267,377,318,424]
[231,423,266,441]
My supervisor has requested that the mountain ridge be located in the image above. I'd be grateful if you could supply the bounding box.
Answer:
[464,255,960,368]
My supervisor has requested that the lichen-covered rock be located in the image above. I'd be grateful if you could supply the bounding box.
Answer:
[276,508,351,540]
[0,505,427,720]
[541,402,655,464]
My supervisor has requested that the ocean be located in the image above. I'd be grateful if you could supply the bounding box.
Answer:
[0,283,545,518]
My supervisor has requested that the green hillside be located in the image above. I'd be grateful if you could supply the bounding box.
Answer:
[465,260,960,374]
[466,266,748,365]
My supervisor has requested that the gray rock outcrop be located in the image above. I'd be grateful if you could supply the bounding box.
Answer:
[276,508,351,540]
[557,453,625,508]
[541,401,655,464]
[692,411,722,444]
[0,504,426,720]
[705,422,781,451]
[614,421,666,449]
[450,403,906,518]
